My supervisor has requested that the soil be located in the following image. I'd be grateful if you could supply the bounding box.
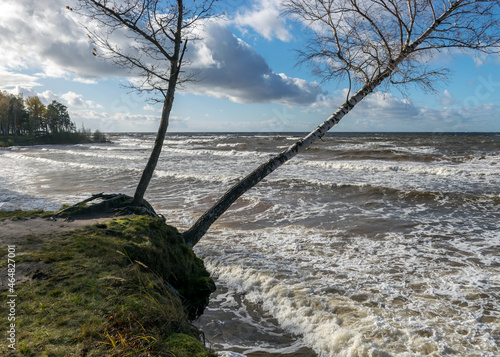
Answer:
[0,214,126,292]
[0,216,113,243]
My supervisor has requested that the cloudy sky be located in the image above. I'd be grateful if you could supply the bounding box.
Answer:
[1,0,499,133]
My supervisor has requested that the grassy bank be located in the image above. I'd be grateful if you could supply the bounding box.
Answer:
[0,211,216,356]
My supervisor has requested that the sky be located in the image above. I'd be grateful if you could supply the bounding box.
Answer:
[0,0,499,133]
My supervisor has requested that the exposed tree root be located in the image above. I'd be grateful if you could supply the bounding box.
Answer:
[52,193,161,220]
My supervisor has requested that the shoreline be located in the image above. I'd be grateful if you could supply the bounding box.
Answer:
[0,210,216,356]
[0,132,109,148]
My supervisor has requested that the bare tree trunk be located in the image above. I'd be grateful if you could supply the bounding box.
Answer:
[13,107,17,136]
[132,68,178,206]
[183,81,378,247]
[182,2,459,247]
[131,0,184,206]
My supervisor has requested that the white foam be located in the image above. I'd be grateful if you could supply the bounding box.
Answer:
[165,147,267,159]
[154,169,237,185]
[2,152,136,173]
[195,224,500,357]
[218,352,247,357]
[57,149,145,161]
[216,143,243,148]
[299,159,498,178]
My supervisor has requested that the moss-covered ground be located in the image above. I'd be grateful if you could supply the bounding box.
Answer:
[0,212,216,356]
[0,209,54,221]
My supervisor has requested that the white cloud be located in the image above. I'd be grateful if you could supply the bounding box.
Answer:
[69,109,161,132]
[143,104,158,112]
[62,91,86,107]
[38,90,60,105]
[85,100,103,109]
[12,87,67,106]
[12,86,101,113]
[315,90,500,132]
[233,0,292,42]
[73,77,98,85]
[0,0,320,108]
[472,53,488,67]
[185,21,322,106]
[170,115,190,130]
[0,68,41,89]
[439,89,455,106]
[11,86,39,100]
[0,0,123,82]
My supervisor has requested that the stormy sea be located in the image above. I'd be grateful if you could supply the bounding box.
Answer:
[1,132,498,356]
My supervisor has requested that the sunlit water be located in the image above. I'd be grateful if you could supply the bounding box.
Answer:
[0,132,499,356]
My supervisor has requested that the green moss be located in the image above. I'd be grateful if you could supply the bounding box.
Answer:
[0,209,54,221]
[163,333,217,357]
[112,216,216,319]
[0,215,215,356]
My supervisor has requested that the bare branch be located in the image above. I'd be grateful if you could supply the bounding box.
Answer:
[283,0,500,96]
[71,0,219,205]
[73,0,219,95]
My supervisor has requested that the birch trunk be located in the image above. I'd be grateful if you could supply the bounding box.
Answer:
[132,69,177,206]
[13,107,17,136]
[182,80,379,247]
[131,1,183,206]
[182,1,460,247]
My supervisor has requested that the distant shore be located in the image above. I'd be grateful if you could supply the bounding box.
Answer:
[0,131,109,147]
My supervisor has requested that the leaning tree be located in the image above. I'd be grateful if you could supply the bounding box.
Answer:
[68,0,217,209]
[182,0,500,246]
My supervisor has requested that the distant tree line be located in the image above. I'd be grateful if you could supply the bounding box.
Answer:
[0,91,76,136]
[0,91,108,147]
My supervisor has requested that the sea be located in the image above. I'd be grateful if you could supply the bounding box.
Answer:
[0,132,499,357]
